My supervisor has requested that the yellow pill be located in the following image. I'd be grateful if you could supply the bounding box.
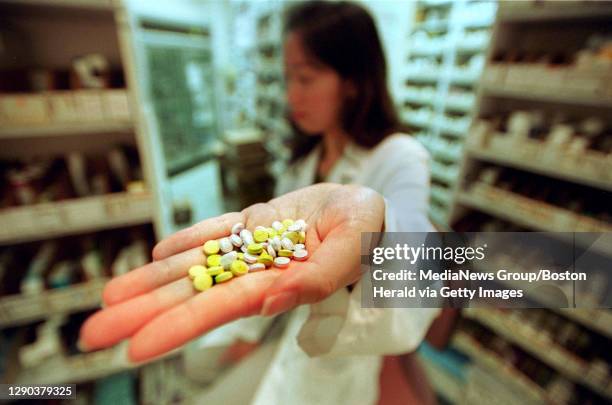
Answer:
[247,243,263,254]
[279,249,293,257]
[188,265,207,280]
[215,271,233,283]
[257,253,273,267]
[231,260,249,276]
[282,219,294,228]
[203,240,220,255]
[193,273,213,291]
[299,231,306,244]
[285,231,300,244]
[206,266,224,276]
[266,227,277,238]
[254,229,269,243]
[207,254,222,267]
[237,252,244,260]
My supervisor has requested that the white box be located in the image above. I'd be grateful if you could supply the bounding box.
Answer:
[48,92,79,123]
[102,89,131,121]
[0,94,50,124]
[74,90,105,121]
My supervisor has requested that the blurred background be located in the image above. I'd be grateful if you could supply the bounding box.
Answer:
[0,0,611,404]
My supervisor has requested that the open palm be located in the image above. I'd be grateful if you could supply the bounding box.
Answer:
[79,183,385,363]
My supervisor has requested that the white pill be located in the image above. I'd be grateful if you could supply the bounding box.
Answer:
[240,229,254,245]
[232,222,245,235]
[295,219,307,231]
[243,253,259,264]
[287,223,302,232]
[293,249,309,261]
[230,234,243,247]
[271,236,282,252]
[240,244,249,253]
[281,237,294,250]
[255,225,267,232]
[294,244,305,251]
[248,263,266,272]
[219,237,233,253]
[267,244,277,258]
[272,221,283,231]
[221,251,238,269]
[273,257,290,268]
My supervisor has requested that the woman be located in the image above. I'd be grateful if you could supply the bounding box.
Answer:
[80,2,440,403]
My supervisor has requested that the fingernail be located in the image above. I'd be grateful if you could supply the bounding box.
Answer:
[260,291,298,316]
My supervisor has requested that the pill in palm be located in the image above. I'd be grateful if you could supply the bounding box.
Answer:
[188,265,207,280]
[231,260,249,277]
[215,271,233,283]
[191,218,310,291]
[232,222,245,235]
[293,249,309,261]
[273,257,290,268]
[206,266,224,276]
[194,273,213,291]
[230,234,243,247]
[248,263,266,272]
[207,254,222,267]
[203,240,220,255]
[219,237,233,253]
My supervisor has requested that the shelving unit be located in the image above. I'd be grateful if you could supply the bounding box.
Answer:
[444,2,612,404]
[0,278,107,328]
[0,0,164,391]
[399,0,497,228]
[464,308,612,400]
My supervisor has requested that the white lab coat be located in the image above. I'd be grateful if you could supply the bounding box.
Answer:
[190,133,440,404]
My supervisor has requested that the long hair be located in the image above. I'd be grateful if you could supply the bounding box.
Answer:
[284,0,404,163]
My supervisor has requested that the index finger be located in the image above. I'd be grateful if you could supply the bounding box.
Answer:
[152,212,245,261]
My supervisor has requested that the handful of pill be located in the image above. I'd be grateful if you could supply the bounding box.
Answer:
[189,219,309,292]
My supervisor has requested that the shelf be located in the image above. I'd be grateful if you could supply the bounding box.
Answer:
[0,192,153,245]
[452,332,555,404]
[498,2,612,22]
[430,161,458,185]
[464,308,612,400]
[0,279,107,329]
[466,137,612,192]
[0,121,134,139]
[14,343,132,385]
[0,0,114,11]
[482,84,612,109]
[430,185,453,207]
[558,309,612,341]
[457,183,612,233]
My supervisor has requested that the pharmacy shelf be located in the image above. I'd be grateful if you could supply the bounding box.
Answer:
[452,332,555,404]
[14,343,132,385]
[0,0,114,11]
[0,192,153,245]
[466,139,612,192]
[0,279,107,329]
[473,266,610,333]
[464,308,612,400]
[558,310,612,341]
[482,84,612,109]
[497,2,612,22]
[0,121,133,139]
[457,183,612,233]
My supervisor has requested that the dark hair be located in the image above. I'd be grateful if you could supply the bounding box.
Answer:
[284,0,404,163]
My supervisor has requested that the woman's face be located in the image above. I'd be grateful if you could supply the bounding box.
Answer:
[284,32,345,135]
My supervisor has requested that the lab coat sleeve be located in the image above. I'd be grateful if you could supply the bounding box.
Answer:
[296,136,441,357]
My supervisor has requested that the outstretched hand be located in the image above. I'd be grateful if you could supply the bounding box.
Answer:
[79,183,385,363]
